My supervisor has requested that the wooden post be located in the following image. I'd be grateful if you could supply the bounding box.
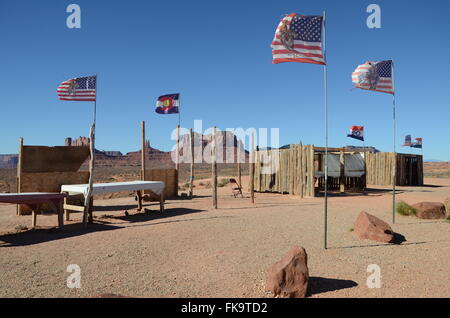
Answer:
[31,205,37,229]
[83,124,95,228]
[309,145,315,197]
[58,200,64,229]
[211,126,218,209]
[299,143,304,198]
[237,139,242,191]
[160,192,165,212]
[63,194,70,221]
[16,137,23,216]
[88,196,93,224]
[141,121,146,181]
[189,128,194,198]
[340,148,345,193]
[136,190,143,211]
[250,133,255,204]
[176,124,180,196]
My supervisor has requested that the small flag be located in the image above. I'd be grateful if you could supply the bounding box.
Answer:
[402,135,412,147]
[57,76,96,101]
[347,126,364,141]
[352,60,394,94]
[155,94,180,114]
[411,138,422,149]
[271,13,325,65]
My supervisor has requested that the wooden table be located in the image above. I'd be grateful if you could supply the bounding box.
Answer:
[61,181,165,223]
[0,192,67,229]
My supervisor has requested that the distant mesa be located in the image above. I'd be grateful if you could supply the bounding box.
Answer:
[0,154,18,169]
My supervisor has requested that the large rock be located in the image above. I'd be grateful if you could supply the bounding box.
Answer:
[266,246,309,298]
[354,211,394,243]
[411,202,446,219]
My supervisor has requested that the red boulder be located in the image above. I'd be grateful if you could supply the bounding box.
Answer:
[266,246,309,298]
[354,211,394,243]
[411,202,446,219]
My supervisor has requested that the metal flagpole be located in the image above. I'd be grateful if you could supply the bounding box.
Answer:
[391,62,396,224]
[323,11,329,249]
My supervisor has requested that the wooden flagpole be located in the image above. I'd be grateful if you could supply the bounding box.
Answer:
[212,126,218,208]
[189,128,194,198]
[176,94,181,197]
[141,121,146,181]
[82,75,97,228]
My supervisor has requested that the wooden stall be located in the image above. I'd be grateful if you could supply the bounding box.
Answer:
[17,139,90,215]
[144,168,178,199]
[366,152,423,186]
[252,145,367,197]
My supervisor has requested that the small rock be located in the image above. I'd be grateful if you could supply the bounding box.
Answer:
[15,225,28,231]
[354,211,394,243]
[411,202,446,219]
[266,246,309,298]
[124,211,129,216]
[443,197,450,216]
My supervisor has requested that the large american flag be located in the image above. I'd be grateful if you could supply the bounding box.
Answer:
[352,60,394,94]
[57,76,97,101]
[271,13,325,65]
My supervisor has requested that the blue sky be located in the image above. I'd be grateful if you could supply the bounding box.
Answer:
[1,0,449,160]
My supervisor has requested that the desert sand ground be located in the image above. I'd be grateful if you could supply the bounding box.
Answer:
[0,177,449,298]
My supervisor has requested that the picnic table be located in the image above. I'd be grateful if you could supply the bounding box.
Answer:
[60,181,165,223]
[0,192,67,229]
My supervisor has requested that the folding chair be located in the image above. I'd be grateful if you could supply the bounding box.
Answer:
[229,178,244,198]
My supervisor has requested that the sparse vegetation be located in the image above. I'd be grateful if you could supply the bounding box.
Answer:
[396,201,417,216]
[218,178,230,187]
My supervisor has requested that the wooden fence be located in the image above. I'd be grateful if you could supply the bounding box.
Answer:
[365,152,423,186]
[254,145,316,197]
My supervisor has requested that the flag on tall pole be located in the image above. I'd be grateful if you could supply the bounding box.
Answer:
[411,138,423,149]
[352,61,394,94]
[155,93,181,196]
[271,14,325,65]
[155,93,180,114]
[271,12,328,249]
[352,59,397,224]
[347,126,364,141]
[402,135,412,147]
[57,75,97,227]
[57,76,97,101]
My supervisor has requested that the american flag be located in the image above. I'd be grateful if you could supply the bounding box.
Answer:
[57,76,97,101]
[271,13,325,65]
[352,60,394,94]
[402,135,412,147]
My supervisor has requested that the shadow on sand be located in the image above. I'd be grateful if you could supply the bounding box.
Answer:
[0,207,207,247]
[307,277,358,296]
[0,222,120,247]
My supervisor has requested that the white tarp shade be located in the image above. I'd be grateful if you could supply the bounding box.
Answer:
[316,153,365,178]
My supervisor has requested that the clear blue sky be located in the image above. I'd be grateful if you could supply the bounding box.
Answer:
[1,0,449,160]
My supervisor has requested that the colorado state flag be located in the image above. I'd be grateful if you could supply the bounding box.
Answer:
[155,93,180,114]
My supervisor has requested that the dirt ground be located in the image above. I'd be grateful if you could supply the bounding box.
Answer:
[0,177,449,298]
